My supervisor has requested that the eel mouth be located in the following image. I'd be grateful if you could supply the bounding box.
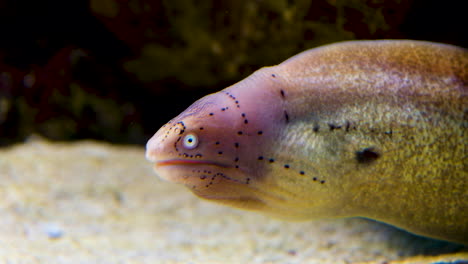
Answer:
[155,159,231,169]
[153,158,239,186]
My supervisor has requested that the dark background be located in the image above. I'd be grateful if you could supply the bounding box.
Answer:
[0,0,466,147]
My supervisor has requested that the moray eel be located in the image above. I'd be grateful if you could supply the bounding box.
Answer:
[146,40,467,244]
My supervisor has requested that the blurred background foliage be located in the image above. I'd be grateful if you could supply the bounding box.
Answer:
[0,0,466,146]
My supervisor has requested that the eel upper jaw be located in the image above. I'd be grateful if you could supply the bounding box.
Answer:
[154,159,232,168]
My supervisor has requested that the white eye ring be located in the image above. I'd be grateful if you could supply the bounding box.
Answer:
[183,133,198,149]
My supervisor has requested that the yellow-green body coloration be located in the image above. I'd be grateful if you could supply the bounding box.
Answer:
[146,40,467,244]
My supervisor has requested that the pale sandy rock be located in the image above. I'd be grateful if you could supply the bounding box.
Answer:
[0,138,466,263]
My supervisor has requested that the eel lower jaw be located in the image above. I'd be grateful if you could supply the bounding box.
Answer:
[152,160,307,218]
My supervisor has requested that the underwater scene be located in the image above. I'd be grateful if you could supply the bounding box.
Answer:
[1,0,466,263]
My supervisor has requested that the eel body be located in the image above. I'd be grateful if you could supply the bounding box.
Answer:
[146,40,467,244]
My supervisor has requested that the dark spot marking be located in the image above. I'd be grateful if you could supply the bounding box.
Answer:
[313,125,320,132]
[272,74,276,78]
[258,156,264,160]
[241,113,246,118]
[215,141,220,145]
[246,178,250,184]
[235,165,239,169]
[234,142,239,148]
[235,100,239,104]
[257,131,263,135]
[299,171,305,175]
[199,127,204,130]
[174,136,182,151]
[345,121,350,132]
[237,131,243,135]
[328,123,341,131]
[284,111,289,123]
[355,147,381,164]
[280,89,285,98]
[284,164,290,169]
[200,175,207,180]
[218,151,223,155]
[320,180,325,184]
[313,177,317,181]
[195,154,202,158]
[385,129,393,137]
[176,121,186,130]
[269,158,275,163]
[234,157,239,162]
[209,113,214,116]
[221,108,226,111]
[244,119,248,124]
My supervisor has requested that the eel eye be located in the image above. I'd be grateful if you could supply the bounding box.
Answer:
[183,133,198,149]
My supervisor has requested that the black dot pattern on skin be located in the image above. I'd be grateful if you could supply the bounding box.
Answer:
[284,111,289,123]
[272,74,276,78]
[345,121,350,132]
[313,125,320,132]
[328,123,341,131]
[174,136,181,151]
[255,154,326,184]
[224,91,240,108]
[384,129,393,137]
[188,168,254,189]
[159,89,328,191]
